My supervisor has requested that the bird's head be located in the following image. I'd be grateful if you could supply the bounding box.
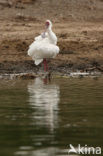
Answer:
[45,20,52,29]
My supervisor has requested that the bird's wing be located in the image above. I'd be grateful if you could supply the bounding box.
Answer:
[34,32,48,41]
[35,35,42,41]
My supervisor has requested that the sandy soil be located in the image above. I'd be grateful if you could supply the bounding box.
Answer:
[0,0,103,74]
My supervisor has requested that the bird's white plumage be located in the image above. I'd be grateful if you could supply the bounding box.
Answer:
[27,20,59,65]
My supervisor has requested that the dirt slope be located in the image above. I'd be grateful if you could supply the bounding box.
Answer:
[0,0,103,21]
[0,0,103,74]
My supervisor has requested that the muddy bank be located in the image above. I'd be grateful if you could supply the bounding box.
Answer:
[0,0,103,74]
[0,21,103,74]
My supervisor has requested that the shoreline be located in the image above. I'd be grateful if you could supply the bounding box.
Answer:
[0,70,102,80]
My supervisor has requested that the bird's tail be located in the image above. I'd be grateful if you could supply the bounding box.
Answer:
[35,59,43,65]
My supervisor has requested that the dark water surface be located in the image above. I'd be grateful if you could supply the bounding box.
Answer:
[0,77,103,156]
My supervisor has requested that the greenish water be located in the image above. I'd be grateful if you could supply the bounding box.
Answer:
[0,77,103,156]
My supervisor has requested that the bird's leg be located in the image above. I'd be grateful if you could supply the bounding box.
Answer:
[43,59,46,72]
[45,59,48,71]
[43,59,48,72]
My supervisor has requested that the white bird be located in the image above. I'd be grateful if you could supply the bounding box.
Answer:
[27,20,59,71]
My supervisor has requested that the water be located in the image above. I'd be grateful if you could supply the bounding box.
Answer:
[0,77,103,156]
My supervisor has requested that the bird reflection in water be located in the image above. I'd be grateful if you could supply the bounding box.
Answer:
[28,77,60,132]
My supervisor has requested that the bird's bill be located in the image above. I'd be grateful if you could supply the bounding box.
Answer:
[44,21,50,33]
[45,21,50,29]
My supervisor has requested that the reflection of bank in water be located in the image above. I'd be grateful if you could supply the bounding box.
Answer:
[28,77,60,132]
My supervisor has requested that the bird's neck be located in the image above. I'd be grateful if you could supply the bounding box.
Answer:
[47,26,52,33]
[47,27,56,44]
